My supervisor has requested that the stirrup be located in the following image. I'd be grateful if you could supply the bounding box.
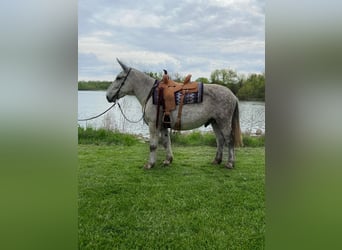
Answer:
[162,114,171,128]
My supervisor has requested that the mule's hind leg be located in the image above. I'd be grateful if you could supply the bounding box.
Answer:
[160,127,173,166]
[212,122,224,165]
[221,126,235,169]
[145,124,159,169]
[226,138,235,169]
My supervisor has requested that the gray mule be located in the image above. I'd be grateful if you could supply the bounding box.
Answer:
[106,59,243,169]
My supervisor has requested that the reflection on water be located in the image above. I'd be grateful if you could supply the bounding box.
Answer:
[78,91,265,137]
[239,101,265,134]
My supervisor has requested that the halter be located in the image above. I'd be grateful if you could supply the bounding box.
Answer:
[111,67,132,102]
[111,68,159,124]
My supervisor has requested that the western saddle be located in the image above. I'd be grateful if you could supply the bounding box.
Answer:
[156,70,199,130]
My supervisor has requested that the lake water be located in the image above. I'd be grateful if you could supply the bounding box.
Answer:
[78,91,265,137]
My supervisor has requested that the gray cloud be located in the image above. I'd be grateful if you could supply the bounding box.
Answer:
[79,0,264,80]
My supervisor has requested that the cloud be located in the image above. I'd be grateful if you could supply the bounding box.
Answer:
[92,9,163,29]
[79,0,265,80]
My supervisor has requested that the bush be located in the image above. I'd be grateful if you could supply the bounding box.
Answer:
[78,126,140,146]
[242,133,265,147]
[171,131,264,147]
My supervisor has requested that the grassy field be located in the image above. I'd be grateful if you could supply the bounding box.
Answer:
[78,132,265,249]
[78,126,265,148]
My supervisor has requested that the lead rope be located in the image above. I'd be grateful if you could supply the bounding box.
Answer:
[77,101,143,123]
[116,79,158,124]
[117,102,144,123]
[77,103,116,121]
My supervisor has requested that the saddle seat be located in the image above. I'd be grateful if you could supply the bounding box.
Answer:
[156,72,199,129]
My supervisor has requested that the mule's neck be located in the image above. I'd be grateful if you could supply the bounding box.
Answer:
[130,69,156,106]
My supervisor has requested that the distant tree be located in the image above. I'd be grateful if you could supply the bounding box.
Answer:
[210,69,238,84]
[171,72,184,82]
[78,81,112,90]
[210,68,240,94]
[210,69,223,85]
[195,77,210,84]
[145,72,162,80]
[237,73,265,101]
[237,73,247,88]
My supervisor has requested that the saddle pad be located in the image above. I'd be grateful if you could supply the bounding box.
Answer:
[152,82,203,105]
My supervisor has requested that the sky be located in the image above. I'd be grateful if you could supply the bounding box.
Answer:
[78,0,265,81]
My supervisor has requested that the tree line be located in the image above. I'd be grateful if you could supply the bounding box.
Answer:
[78,81,112,91]
[208,69,265,101]
[78,68,265,101]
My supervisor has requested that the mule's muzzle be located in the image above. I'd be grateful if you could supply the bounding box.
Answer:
[106,95,114,103]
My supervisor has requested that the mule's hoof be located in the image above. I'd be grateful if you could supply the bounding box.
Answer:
[163,156,173,166]
[144,163,154,169]
[163,160,171,166]
[225,162,234,169]
[212,159,222,165]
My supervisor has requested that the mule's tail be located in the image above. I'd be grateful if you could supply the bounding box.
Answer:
[232,101,243,147]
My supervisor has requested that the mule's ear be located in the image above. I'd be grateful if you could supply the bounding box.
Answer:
[117,58,129,72]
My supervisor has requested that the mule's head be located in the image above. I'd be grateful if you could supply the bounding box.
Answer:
[106,59,134,103]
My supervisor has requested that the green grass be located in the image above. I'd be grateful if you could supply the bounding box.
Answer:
[171,131,217,147]
[79,143,265,249]
[78,127,265,147]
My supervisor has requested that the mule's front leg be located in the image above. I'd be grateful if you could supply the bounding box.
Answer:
[144,124,159,169]
[161,127,173,166]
